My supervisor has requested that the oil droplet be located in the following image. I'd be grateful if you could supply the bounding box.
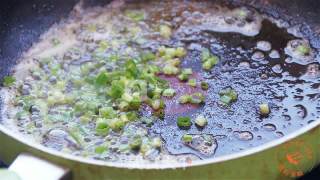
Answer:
[238,61,250,68]
[283,115,291,121]
[233,131,254,141]
[256,41,272,52]
[242,120,251,124]
[252,51,265,61]
[269,49,280,59]
[308,120,315,124]
[272,64,283,74]
[275,131,284,137]
[294,104,307,119]
[263,123,277,131]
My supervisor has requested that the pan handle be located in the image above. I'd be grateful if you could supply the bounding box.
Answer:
[9,153,71,180]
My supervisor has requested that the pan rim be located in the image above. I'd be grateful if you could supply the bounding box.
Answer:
[0,118,319,169]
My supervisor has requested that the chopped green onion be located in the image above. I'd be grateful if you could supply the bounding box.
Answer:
[201,81,209,90]
[95,118,109,135]
[109,118,125,131]
[201,48,219,71]
[96,72,110,86]
[168,59,181,67]
[182,134,193,143]
[151,99,165,110]
[99,107,116,119]
[80,114,91,124]
[188,79,197,87]
[220,95,232,105]
[163,65,179,75]
[129,135,142,150]
[121,92,133,102]
[162,88,176,97]
[2,76,15,87]
[140,51,156,62]
[190,92,205,104]
[179,95,192,104]
[181,68,193,75]
[95,146,106,154]
[296,45,310,56]
[175,47,186,57]
[159,25,172,39]
[202,60,213,71]
[140,117,154,126]
[124,10,145,22]
[119,101,129,111]
[219,88,238,105]
[177,116,192,128]
[195,115,207,127]
[201,48,211,62]
[108,80,125,99]
[126,111,137,121]
[125,59,138,78]
[259,103,270,116]
[154,109,165,119]
[128,96,142,110]
[51,38,60,46]
[178,73,189,81]
[152,137,162,148]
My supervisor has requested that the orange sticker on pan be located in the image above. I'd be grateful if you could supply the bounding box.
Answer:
[277,140,315,178]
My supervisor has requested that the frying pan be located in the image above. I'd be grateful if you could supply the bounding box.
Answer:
[0,0,320,179]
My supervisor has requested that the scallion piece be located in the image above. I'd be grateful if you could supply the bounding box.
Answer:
[259,103,270,116]
[152,137,162,148]
[129,135,142,150]
[177,116,192,128]
[175,47,186,57]
[182,134,193,143]
[140,51,156,62]
[108,118,125,131]
[2,76,15,87]
[296,45,310,56]
[124,10,145,22]
[219,88,238,105]
[195,115,207,127]
[99,107,116,119]
[201,81,209,90]
[178,73,189,81]
[95,146,106,154]
[95,118,109,135]
[220,95,232,105]
[190,92,205,104]
[181,68,193,75]
[179,95,191,104]
[108,80,125,99]
[162,88,176,97]
[163,65,179,75]
[188,79,197,87]
[151,99,165,110]
[121,92,133,102]
[159,25,172,39]
[96,72,110,86]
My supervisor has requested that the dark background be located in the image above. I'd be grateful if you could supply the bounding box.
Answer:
[0,0,319,179]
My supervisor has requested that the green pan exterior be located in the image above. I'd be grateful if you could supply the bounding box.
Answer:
[0,123,319,180]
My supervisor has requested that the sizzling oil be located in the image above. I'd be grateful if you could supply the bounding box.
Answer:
[0,0,319,163]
